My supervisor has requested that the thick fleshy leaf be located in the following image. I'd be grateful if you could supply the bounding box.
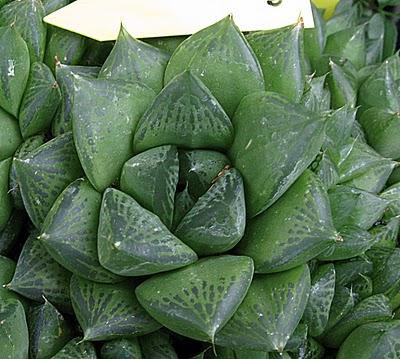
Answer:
[175,168,246,256]
[72,76,155,192]
[0,255,22,303]
[140,331,178,359]
[179,150,230,199]
[9,134,45,209]
[8,235,72,312]
[164,16,264,117]
[14,132,84,228]
[381,182,400,220]
[101,338,142,359]
[321,294,392,348]
[229,92,326,217]
[44,26,86,72]
[365,13,385,66]
[28,299,73,359]
[304,5,326,72]
[215,265,310,352]
[204,346,268,359]
[285,323,308,352]
[325,4,360,36]
[247,23,305,102]
[334,256,373,287]
[293,338,325,359]
[136,255,254,342]
[0,26,30,117]
[359,108,400,160]
[42,0,69,15]
[0,108,22,161]
[40,178,122,283]
[0,158,12,231]
[145,36,186,55]
[311,149,340,189]
[0,299,29,359]
[134,71,233,153]
[98,188,197,276]
[303,264,336,336]
[172,186,196,230]
[383,17,397,59]
[370,217,400,249]
[235,170,338,273]
[300,74,331,112]
[351,275,373,302]
[324,105,357,149]
[0,0,46,62]
[52,338,97,359]
[99,26,169,93]
[0,210,25,255]
[53,64,100,136]
[120,145,179,229]
[324,25,366,70]
[70,275,160,341]
[329,185,389,230]
[80,39,114,67]
[337,320,400,359]
[19,62,61,138]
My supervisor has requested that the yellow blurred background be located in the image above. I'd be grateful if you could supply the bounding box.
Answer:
[312,0,340,18]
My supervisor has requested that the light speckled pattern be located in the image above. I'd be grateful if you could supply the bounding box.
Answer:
[229,92,326,218]
[324,105,357,149]
[215,264,310,352]
[0,26,30,117]
[381,182,400,220]
[140,331,178,359]
[300,74,331,112]
[51,338,96,359]
[99,26,170,93]
[370,217,400,249]
[14,132,84,229]
[133,71,233,153]
[311,149,340,189]
[136,256,254,343]
[72,76,155,192]
[0,299,28,359]
[28,299,73,359]
[334,256,373,287]
[0,0,46,63]
[98,188,197,276]
[0,255,22,303]
[175,168,246,256]
[236,170,337,273]
[18,62,61,138]
[164,16,264,117]
[101,337,143,359]
[247,24,305,103]
[120,145,179,229]
[9,234,72,312]
[172,186,196,230]
[40,178,122,283]
[70,275,161,341]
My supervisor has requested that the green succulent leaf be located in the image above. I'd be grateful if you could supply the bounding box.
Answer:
[235,170,337,273]
[101,338,143,359]
[0,210,25,255]
[0,0,46,62]
[285,323,308,352]
[136,255,254,343]
[0,25,30,117]
[172,186,196,230]
[19,62,61,138]
[334,256,373,287]
[351,275,373,302]
[140,331,178,359]
[0,158,12,231]
[311,149,340,189]
[40,178,122,283]
[0,255,22,303]
[14,132,84,228]
[134,70,233,153]
[120,145,179,229]
[304,5,326,72]
[215,264,310,352]
[381,182,400,220]
[99,26,170,93]
[370,217,400,249]
[41,0,69,15]
[8,235,72,312]
[0,108,22,161]
[325,4,360,37]
[300,74,331,112]
[70,275,161,341]
[383,17,397,59]
[164,16,264,117]
[175,168,246,256]
[229,92,326,217]
[52,338,97,359]
[324,105,357,149]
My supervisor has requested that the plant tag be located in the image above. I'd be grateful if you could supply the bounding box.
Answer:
[43,0,314,41]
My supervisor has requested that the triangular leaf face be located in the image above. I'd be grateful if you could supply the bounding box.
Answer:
[40,178,122,283]
[0,210,25,255]
[370,217,400,249]
[302,264,336,337]
[99,26,170,93]
[172,185,196,231]
[0,108,22,162]
[0,26,30,117]
[0,299,29,359]
[229,92,326,217]
[19,62,61,139]
[14,132,84,229]
[381,183,400,220]
[311,149,340,189]
[70,275,161,341]
[247,23,306,103]
[300,74,331,112]
[235,170,338,273]
[140,331,178,359]
[351,275,373,302]
[101,338,142,359]
[72,76,155,192]
[134,71,234,153]
[0,0,46,62]
[215,264,310,352]
[324,105,357,149]
[0,158,12,231]
[28,299,73,359]
[120,145,179,229]
[335,256,373,287]
[98,188,197,277]
[8,235,72,313]
[0,256,22,303]
[164,16,264,117]
[52,338,97,359]
[175,168,246,256]
[136,255,254,342]
[325,4,360,36]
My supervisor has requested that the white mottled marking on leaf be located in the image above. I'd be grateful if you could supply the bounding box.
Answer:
[7,60,15,77]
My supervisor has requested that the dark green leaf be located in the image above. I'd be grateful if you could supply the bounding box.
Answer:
[140,331,178,359]
[0,158,12,231]
[144,36,186,55]
[172,186,196,230]
[101,338,142,359]
[366,14,385,66]
[311,149,340,189]
[334,256,373,287]
[41,0,69,15]
[285,323,308,352]
[0,255,22,303]
[304,5,326,72]
[325,4,360,36]
[324,105,357,149]
[0,210,25,255]
[0,108,22,161]
[351,275,373,302]
[383,17,397,59]
[370,217,400,249]
[300,74,331,112]
[52,338,97,359]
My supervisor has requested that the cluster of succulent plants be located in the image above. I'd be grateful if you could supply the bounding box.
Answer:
[1,0,400,358]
